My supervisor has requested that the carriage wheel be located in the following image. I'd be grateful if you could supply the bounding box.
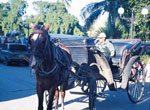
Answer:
[70,62,82,87]
[81,63,107,95]
[88,77,97,110]
[45,90,49,105]
[81,79,89,94]
[90,63,107,95]
[96,80,107,96]
[127,59,145,103]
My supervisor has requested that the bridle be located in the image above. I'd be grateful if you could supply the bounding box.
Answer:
[29,26,59,77]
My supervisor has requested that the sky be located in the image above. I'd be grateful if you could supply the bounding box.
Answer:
[67,0,107,26]
[25,0,58,17]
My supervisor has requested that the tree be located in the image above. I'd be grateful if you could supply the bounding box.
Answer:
[1,0,28,36]
[64,0,150,41]
[0,2,10,36]
[79,1,122,37]
[31,2,84,36]
[127,0,150,41]
[63,0,120,37]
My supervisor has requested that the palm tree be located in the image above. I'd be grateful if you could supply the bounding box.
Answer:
[60,0,72,7]
[80,1,108,29]
[81,1,122,37]
[62,0,124,37]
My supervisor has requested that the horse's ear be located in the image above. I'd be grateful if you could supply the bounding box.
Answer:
[44,24,50,31]
[30,23,35,30]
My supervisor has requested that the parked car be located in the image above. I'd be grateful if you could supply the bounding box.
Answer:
[141,42,150,55]
[6,31,20,43]
[0,43,30,65]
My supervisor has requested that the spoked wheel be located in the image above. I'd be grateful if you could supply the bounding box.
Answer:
[45,90,49,105]
[70,62,82,87]
[81,79,89,94]
[81,63,107,95]
[88,77,97,110]
[96,80,107,96]
[90,63,107,95]
[127,59,145,103]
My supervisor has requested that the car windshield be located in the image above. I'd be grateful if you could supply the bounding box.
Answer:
[9,45,27,51]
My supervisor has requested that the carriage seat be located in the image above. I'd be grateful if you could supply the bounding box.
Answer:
[111,42,132,67]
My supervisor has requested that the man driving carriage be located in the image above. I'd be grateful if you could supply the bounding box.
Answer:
[95,32,115,60]
[95,32,116,91]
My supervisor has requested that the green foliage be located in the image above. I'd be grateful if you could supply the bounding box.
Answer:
[1,0,149,40]
[30,2,84,36]
[0,0,28,37]
[95,17,128,39]
[117,0,150,41]
[91,0,150,41]
[88,1,129,39]
[0,1,83,38]
[0,3,10,35]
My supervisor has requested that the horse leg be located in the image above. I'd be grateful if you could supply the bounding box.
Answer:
[36,85,44,110]
[60,82,68,110]
[60,71,69,110]
[60,89,65,110]
[47,88,56,110]
[54,88,59,110]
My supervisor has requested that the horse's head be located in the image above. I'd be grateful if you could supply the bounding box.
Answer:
[29,23,50,57]
[28,22,51,68]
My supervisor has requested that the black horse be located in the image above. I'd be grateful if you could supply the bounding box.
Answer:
[28,23,72,110]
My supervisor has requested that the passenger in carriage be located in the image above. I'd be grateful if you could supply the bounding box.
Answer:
[95,32,115,60]
[95,32,116,91]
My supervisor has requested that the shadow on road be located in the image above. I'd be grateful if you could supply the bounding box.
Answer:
[139,82,150,104]
[0,88,36,102]
[95,82,150,110]
[0,64,36,102]
[61,81,150,110]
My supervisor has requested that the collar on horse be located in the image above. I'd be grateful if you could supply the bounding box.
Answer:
[36,59,59,77]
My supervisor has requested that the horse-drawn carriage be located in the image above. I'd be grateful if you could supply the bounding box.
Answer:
[28,24,145,110]
[50,34,146,110]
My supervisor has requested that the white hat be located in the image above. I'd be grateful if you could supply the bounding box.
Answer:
[98,32,106,38]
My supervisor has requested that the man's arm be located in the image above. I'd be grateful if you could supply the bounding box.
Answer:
[108,41,115,57]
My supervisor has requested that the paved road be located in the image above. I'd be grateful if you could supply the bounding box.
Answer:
[0,63,150,110]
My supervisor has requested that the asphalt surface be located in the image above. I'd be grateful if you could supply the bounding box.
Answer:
[0,63,150,110]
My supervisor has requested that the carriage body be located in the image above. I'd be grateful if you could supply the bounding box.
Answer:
[50,33,95,65]
[50,34,143,76]
[50,34,145,106]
